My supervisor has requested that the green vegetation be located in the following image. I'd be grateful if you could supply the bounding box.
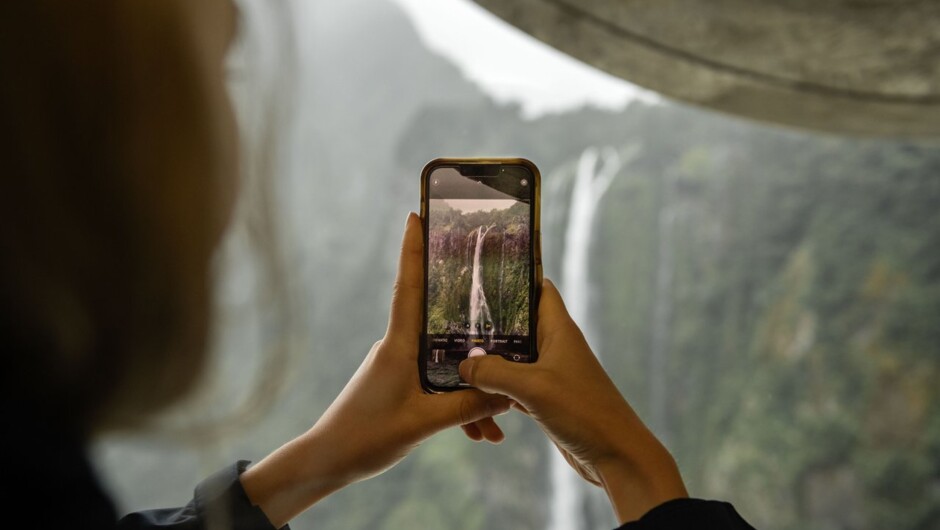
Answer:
[96,4,940,526]
[586,120,940,530]
[427,201,530,335]
[399,100,940,530]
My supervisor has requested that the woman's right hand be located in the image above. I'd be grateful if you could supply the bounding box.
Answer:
[458,279,689,524]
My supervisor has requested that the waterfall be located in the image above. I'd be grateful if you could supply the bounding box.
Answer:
[469,225,495,339]
[549,146,622,530]
[499,234,506,333]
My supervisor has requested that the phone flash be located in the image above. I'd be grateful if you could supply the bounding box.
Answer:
[520,178,528,186]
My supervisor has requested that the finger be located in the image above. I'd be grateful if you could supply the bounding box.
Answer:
[537,278,586,357]
[386,212,424,349]
[461,423,484,442]
[537,278,571,325]
[510,400,531,415]
[459,355,534,401]
[473,416,506,444]
[423,389,511,432]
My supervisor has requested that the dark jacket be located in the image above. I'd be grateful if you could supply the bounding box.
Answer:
[10,404,753,530]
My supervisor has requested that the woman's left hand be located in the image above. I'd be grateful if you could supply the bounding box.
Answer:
[241,212,510,528]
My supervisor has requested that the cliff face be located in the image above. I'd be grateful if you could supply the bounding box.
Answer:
[94,0,940,528]
[427,202,530,335]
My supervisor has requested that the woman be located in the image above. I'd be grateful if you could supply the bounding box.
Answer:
[0,1,753,528]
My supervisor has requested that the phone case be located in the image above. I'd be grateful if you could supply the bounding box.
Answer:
[419,158,542,393]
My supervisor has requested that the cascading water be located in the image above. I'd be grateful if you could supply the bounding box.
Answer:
[549,146,622,530]
[498,234,506,333]
[468,225,495,338]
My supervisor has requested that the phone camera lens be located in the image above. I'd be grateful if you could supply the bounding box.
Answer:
[520,178,528,186]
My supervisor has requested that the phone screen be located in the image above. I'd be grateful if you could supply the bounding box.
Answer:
[421,162,539,391]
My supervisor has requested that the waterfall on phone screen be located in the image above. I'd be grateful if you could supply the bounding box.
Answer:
[469,225,495,339]
[499,233,506,333]
[549,147,621,530]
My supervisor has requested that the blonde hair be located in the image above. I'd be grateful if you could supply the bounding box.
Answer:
[155,0,302,442]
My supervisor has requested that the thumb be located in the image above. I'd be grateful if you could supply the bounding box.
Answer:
[459,355,534,401]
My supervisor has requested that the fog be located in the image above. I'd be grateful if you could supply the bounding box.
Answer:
[93,1,940,529]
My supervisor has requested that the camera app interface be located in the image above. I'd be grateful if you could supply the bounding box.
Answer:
[425,167,532,388]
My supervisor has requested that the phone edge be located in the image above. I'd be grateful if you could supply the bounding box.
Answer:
[418,157,542,394]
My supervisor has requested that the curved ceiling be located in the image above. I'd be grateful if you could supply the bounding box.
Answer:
[472,0,940,137]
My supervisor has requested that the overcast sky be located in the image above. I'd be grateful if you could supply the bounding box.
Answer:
[392,0,655,119]
[443,198,518,214]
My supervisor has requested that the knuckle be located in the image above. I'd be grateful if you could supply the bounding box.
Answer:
[457,395,476,426]
[394,274,422,296]
[471,356,495,384]
[391,281,406,304]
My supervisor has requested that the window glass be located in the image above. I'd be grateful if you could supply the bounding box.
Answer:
[93,1,940,529]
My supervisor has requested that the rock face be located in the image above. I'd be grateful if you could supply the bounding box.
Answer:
[472,0,940,137]
[426,202,531,336]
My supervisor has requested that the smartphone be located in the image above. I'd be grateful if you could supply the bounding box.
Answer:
[419,158,542,393]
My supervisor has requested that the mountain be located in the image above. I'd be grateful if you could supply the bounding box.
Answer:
[94,1,940,529]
